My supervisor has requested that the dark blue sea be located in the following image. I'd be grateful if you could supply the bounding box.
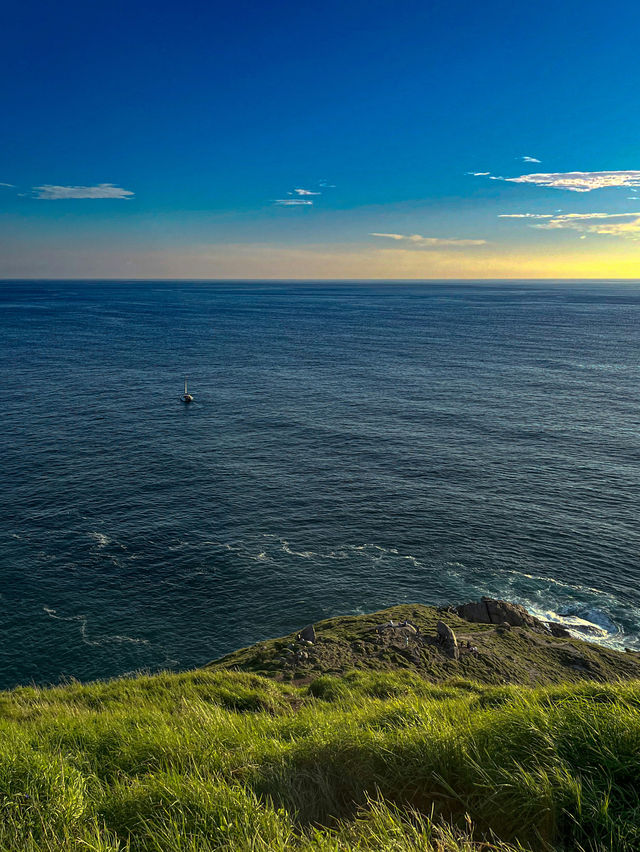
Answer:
[1,280,640,690]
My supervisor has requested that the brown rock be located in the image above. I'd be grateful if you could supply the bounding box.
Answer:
[549,622,572,639]
[298,624,316,643]
[436,621,459,660]
[455,600,491,623]
[456,598,545,631]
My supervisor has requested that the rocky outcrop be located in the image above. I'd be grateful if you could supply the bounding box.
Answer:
[455,601,490,623]
[298,624,316,643]
[436,620,459,659]
[211,601,640,686]
[548,622,572,639]
[456,598,545,631]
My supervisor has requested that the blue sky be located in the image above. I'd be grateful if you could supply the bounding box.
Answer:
[3,0,640,277]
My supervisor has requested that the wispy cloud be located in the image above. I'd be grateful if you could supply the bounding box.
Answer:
[466,171,490,176]
[275,180,333,206]
[502,210,640,239]
[370,233,487,247]
[498,213,555,219]
[535,212,640,238]
[520,156,541,163]
[274,198,314,206]
[0,182,14,188]
[499,170,640,192]
[318,180,336,188]
[33,183,134,199]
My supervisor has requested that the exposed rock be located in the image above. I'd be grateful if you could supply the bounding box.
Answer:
[298,624,316,643]
[436,621,459,660]
[371,620,419,641]
[456,601,492,624]
[456,598,545,631]
[549,622,572,639]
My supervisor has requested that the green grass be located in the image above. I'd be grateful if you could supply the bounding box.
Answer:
[0,668,639,850]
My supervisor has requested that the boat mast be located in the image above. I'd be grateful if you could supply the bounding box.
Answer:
[184,375,188,395]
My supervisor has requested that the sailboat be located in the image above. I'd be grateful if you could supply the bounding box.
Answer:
[182,375,194,404]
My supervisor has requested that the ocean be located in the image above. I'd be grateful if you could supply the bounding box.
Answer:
[1,280,639,690]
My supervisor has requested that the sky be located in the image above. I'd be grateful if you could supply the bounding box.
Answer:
[2,0,640,279]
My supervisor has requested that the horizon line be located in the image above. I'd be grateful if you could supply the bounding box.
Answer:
[3,277,640,284]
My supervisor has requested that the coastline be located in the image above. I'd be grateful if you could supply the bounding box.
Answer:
[0,597,638,850]
[208,598,640,688]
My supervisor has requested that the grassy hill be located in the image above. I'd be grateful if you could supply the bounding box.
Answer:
[210,602,640,686]
[0,603,639,851]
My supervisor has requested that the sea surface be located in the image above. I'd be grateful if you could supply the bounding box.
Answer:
[1,280,640,690]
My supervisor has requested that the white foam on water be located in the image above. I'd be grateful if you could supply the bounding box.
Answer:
[43,606,150,647]
[529,606,609,636]
[280,540,315,558]
[89,531,128,552]
[499,587,630,649]
[89,532,112,548]
[185,534,640,653]
[477,565,640,650]
[520,571,604,596]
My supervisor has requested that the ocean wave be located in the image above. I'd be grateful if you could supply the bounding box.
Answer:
[485,577,634,650]
[527,605,616,639]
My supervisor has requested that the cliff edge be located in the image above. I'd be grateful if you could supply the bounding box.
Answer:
[209,598,640,686]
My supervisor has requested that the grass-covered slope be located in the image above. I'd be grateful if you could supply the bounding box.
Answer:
[1,670,640,850]
[2,603,640,851]
[210,603,640,686]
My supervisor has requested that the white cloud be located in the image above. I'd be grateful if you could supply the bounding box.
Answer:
[498,213,555,219]
[520,156,541,163]
[535,212,640,238]
[503,210,640,239]
[318,180,336,187]
[294,188,321,196]
[370,232,487,247]
[33,183,134,199]
[500,170,640,192]
[0,182,14,188]
[467,171,490,176]
[274,198,314,206]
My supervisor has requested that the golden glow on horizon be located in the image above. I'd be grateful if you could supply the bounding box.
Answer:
[2,241,640,279]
